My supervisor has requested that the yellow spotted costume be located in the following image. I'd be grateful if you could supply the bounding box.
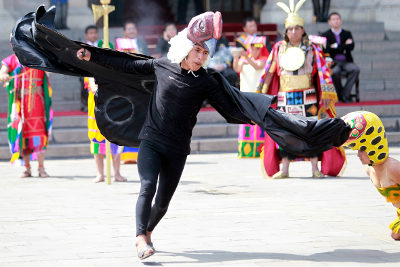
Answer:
[342,111,400,234]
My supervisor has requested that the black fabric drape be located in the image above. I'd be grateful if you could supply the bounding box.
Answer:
[10,5,350,155]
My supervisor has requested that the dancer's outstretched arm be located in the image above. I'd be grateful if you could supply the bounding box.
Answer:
[77,48,154,75]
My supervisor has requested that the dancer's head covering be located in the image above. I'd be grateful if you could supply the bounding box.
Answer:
[341,111,389,165]
[167,11,222,64]
[277,0,306,29]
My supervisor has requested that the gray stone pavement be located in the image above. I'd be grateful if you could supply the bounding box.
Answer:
[1,148,400,267]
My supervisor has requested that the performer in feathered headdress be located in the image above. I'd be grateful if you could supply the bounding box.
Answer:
[342,111,400,240]
[257,0,346,179]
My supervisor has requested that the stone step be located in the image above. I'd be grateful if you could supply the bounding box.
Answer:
[50,123,240,144]
[359,80,399,91]
[0,111,230,131]
[0,90,81,102]
[359,61,400,71]
[359,90,400,101]
[359,41,400,52]
[50,81,83,92]
[0,143,92,160]
[353,50,400,62]
[386,31,400,41]
[0,101,80,113]
[336,104,400,118]
[359,71,400,80]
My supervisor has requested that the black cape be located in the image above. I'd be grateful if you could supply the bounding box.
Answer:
[10,5,350,156]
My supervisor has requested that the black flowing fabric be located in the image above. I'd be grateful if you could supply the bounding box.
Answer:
[10,5,350,156]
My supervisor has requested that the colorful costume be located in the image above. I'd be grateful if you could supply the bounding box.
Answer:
[256,0,346,178]
[342,111,398,233]
[2,54,52,165]
[238,36,269,158]
[377,185,400,234]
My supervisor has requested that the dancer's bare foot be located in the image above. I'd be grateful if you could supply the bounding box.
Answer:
[114,173,127,182]
[92,174,105,183]
[136,234,154,259]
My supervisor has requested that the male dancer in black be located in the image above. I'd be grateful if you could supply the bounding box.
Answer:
[77,11,253,260]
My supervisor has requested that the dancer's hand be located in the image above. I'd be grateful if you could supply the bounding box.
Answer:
[77,48,91,61]
[323,99,331,109]
[0,73,10,82]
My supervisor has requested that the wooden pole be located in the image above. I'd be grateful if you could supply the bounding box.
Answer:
[92,0,115,185]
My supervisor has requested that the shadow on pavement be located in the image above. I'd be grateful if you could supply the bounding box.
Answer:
[145,249,400,264]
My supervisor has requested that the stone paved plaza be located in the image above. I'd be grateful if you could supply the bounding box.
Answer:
[1,148,400,266]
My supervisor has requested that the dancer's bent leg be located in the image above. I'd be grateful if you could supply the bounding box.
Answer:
[147,150,187,232]
[136,141,163,236]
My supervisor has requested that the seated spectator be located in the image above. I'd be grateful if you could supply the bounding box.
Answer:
[156,22,178,58]
[236,17,272,52]
[321,12,360,103]
[232,36,269,92]
[208,35,238,87]
[116,21,150,56]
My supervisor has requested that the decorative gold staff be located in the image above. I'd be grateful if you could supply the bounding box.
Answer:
[92,0,115,185]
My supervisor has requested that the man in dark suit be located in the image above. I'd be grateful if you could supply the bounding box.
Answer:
[236,17,272,52]
[321,12,360,103]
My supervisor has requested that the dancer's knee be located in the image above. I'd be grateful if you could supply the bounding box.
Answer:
[154,200,169,212]
[139,180,157,197]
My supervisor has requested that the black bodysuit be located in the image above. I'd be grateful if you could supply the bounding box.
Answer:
[90,54,251,235]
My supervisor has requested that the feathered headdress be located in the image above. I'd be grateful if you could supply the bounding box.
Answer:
[277,0,306,28]
[167,11,222,65]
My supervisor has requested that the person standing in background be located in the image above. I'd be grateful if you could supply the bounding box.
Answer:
[116,21,150,56]
[233,36,268,158]
[51,0,69,29]
[311,0,330,22]
[0,54,52,177]
[177,0,204,25]
[236,17,272,53]
[256,0,346,179]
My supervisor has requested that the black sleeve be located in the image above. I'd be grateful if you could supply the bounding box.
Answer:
[90,51,154,75]
[338,31,355,52]
[206,78,252,124]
